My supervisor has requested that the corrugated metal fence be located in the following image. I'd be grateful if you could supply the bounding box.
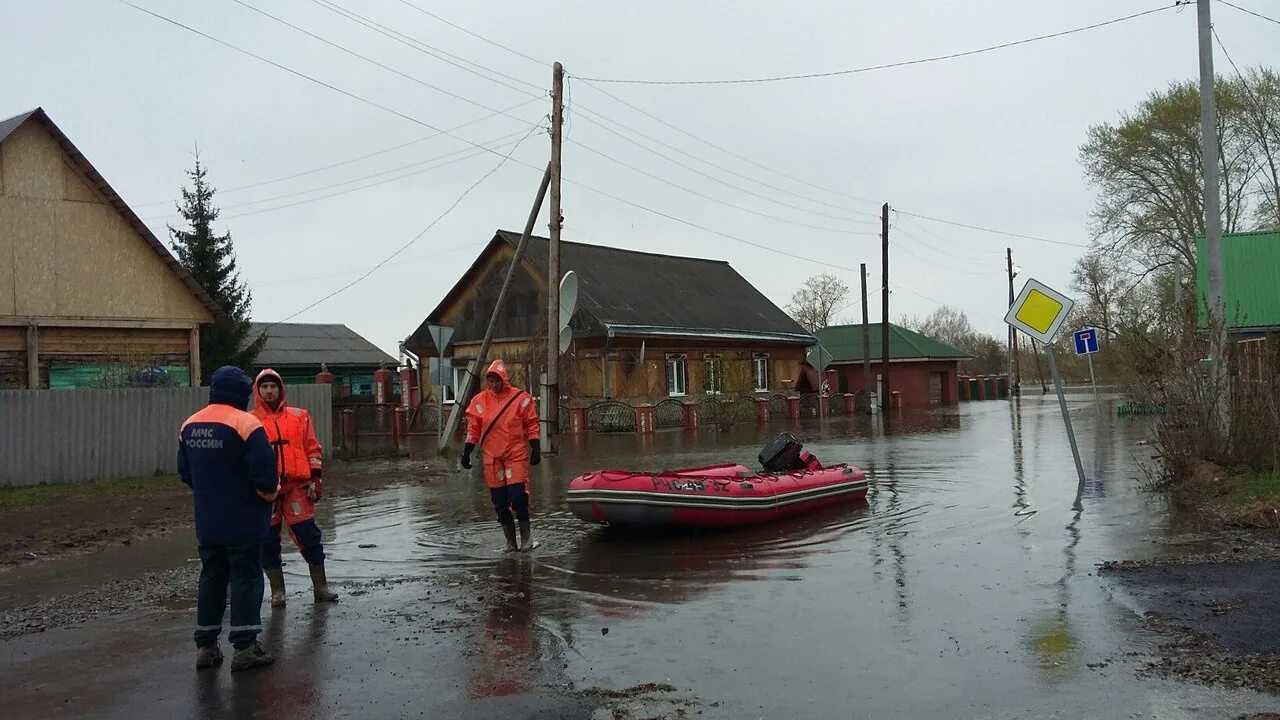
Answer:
[0,384,332,486]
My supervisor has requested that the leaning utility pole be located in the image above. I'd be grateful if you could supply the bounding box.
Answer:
[880,203,891,416]
[1196,0,1230,427]
[544,61,565,453]
[438,165,552,454]
[860,263,873,414]
[1006,247,1020,396]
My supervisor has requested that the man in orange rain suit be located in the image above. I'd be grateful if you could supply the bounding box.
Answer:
[253,369,339,606]
[461,359,541,552]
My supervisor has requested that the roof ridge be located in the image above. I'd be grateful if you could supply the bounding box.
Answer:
[496,229,730,265]
[891,324,930,357]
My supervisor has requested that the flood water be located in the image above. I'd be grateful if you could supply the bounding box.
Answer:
[317,394,1264,718]
[7,394,1275,718]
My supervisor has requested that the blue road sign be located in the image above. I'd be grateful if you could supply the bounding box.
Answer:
[1073,328,1099,356]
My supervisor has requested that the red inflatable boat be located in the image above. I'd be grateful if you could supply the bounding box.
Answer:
[567,434,868,528]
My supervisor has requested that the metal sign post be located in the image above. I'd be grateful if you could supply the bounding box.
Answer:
[1006,279,1084,486]
[427,324,454,448]
[806,344,833,419]
[1073,327,1102,425]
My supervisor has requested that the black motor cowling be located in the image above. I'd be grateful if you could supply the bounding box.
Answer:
[759,432,804,472]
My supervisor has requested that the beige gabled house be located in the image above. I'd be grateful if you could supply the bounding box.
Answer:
[0,107,217,389]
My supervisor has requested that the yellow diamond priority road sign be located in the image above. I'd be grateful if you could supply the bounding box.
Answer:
[1005,278,1074,343]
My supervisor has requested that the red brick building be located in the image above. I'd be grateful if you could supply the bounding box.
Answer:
[813,323,968,407]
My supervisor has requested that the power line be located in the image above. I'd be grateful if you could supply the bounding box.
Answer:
[305,0,884,223]
[143,128,535,221]
[1219,0,1280,27]
[893,227,1003,275]
[393,0,548,66]
[574,4,1180,85]
[575,79,881,208]
[264,124,539,329]
[230,0,542,126]
[567,138,877,236]
[234,0,881,233]
[116,0,529,165]
[227,1,872,233]
[133,99,537,208]
[568,105,879,223]
[144,126,529,220]
[310,0,545,96]
[257,242,481,288]
[894,209,1090,248]
[1212,26,1280,140]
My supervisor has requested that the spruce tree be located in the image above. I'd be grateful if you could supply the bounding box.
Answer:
[169,156,264,383]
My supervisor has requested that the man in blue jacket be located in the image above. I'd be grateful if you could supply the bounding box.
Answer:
[179,366,280,672]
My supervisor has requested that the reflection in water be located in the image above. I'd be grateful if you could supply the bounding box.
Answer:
[1028,483,1086,685]
[264,396,1267,718]
[468,555,537,700]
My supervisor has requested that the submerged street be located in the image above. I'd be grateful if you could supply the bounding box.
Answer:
[3,394,1276,719]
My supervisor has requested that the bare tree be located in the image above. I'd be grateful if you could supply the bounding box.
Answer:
[786,274,850,332]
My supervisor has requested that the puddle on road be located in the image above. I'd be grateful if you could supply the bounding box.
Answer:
[5,395,1273,718]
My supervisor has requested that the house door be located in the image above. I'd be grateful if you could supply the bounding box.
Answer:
[928,372,944,406]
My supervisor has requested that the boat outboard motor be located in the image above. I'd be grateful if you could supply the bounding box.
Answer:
[759,433,822,472]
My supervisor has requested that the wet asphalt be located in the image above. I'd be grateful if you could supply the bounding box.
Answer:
[3,394,1280,719]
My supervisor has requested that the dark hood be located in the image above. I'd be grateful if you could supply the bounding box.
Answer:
[209,366,253,411]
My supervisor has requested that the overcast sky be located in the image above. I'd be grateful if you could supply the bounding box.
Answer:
[3,1,1275,355]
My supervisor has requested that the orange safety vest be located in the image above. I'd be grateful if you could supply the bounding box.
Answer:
[252,369,323,484]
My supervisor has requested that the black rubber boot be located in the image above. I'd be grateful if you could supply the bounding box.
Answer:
[518,519,534,552]
[502,523,519,552]
[266,568,287,608]
[309,564,339,603]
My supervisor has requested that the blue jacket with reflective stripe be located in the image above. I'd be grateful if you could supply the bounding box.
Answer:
[178,368,279,545]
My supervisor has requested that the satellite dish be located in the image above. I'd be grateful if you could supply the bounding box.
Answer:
[558,326,573,354]
[559,271,579,329]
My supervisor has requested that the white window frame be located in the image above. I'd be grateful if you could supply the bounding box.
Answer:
[753,354,769,393]
[442,364,472,405]
[666,354,687,397]
[703,354,723,396]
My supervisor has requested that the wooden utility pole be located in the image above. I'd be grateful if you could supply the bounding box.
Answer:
[1006,247,1020,396]
[880,203,891,415]
[439,164,552,453]
[860,263,873,413]
[544,61,565,453]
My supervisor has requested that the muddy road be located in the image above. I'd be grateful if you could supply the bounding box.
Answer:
[3,396,1278,718]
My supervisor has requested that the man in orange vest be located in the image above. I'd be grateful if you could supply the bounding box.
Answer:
[253,369,339,605]
[461,359,541,551]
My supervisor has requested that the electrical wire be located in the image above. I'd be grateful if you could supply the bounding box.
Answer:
[231,0,542,126]
[310,0,545,96]
[303,0,884,222]
[256,242,481,288]
[261,123,540,329]
[567,109,878,223]
[1212,26,1280,141]
[567,138,878,236]
[573,4,1180,85]
[116,0,530,165]
[289,0,1110,246]
[132,99,538,208]
[217,0,879,234]
[893,210,1090,248]
[393,0,548,66]
[143,128,536,221]
[1219,0,1280,27]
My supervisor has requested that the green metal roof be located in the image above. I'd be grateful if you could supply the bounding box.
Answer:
[1195,230,1280,330]
[813,323,970,363]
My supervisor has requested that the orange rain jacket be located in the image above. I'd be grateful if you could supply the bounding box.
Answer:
[465,360,540,489]
[252,369,324,523]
